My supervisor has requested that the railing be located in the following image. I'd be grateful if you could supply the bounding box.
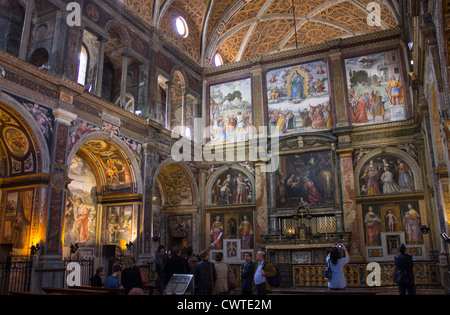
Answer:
[0,256,33,294]
[63,259,94,288]
[291,261,441,288]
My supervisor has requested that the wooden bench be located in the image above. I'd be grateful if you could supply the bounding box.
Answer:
[9,291,49,295]
[42,287,114,295]
[69,285,125,294]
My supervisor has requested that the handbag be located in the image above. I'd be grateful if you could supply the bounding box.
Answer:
[323,259,332,280]
[227,264,238,291]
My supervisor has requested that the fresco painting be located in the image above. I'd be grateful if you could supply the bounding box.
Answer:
[209,78,253,143]
[345,50,407,126]
[266,60,331,135]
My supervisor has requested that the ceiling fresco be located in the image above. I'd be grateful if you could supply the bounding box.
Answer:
[121,0,399,66]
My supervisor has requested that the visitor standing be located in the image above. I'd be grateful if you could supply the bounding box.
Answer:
[213,252,229,295]
[194,249,216,295]
[121,257,144,295]
[241,252,254,295]
[394,243,416,295]
[326,244,350,290]
[164,246,188,285]
[254,251,276,295]
[90,266,104,287]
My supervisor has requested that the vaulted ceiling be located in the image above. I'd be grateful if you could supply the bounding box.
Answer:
[121,0,400,67]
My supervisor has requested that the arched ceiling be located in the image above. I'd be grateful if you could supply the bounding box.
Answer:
[121,0,400,67]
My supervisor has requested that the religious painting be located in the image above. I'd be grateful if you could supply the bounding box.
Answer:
[363,201,423,247]
[275,151,334,208]
[359,154,414,196]
[168,215,192,249]
[65,155,97,247]
[266,60,331,135]
[363,205,382,246]
[344,49,407,125]
[105,205,134,247]
[82,139,132,194]
[210,169,253,205]
[224,239,240,262]
[209,211,254,250]
[209,77,253,143]
[68,119,100,151]
[1,189,34,255]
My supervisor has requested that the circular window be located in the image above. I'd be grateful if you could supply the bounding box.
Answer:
[214,53,223,67]
[175,16,188,38]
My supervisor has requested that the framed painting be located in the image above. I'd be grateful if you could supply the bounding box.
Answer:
[275,151,335,208]
[344,49,408,126]
[208,77,253,143]
[266,59,331,135]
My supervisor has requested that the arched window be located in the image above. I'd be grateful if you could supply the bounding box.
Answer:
[175,16,188,38]
[77,45,88,86]
[214,53,223,67]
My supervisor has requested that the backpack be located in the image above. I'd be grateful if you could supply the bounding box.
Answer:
[267,267,281,287]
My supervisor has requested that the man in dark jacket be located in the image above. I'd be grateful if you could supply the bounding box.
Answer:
[194,249,216,295]
[393,243,415,295]
[164,246,188,285]
[241,252,254,295]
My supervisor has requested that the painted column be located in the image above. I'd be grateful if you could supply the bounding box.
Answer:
[34,108,77,291]
[18,0,35,61]
[329,50,349,128]
[336,147,364,261]
[254,161,269,250]
[165,80,173,129]
[95,37,106,97]
[119,49,129,108]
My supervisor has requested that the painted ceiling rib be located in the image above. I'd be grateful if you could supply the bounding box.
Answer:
[235,0,276,62]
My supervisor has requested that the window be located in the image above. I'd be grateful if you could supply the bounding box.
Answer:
[175,16,188,38]
[213,53,223,67]
[77,45,88,86]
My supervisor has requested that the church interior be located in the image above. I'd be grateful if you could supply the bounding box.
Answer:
[0,0,449,294]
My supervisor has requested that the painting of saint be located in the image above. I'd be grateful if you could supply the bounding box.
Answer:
[1,190,34,254]
[105,205,133,246]
[210,169,253,205]
[209,78,252,143]
[402,203,422,244]
[364,206,381,246]
[210,215,224,249]
[239,215,253,249]
[345,50,407,126]
[275,151,334,208]
[65,155,97,248]
[358,154,415,196]
[266,60,330,135]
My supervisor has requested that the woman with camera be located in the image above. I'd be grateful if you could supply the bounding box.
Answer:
[326,244,350,290]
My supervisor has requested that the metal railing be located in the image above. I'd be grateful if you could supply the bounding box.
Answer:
[63,258,94,288]
[0,256,33,294]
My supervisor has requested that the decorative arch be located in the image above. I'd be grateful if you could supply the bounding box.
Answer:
[205,164,255,205]
[152,158,198,206]
[0,93,51,174]
[354,146,423,196]
[104,20,132,47]
[66,130,143,194]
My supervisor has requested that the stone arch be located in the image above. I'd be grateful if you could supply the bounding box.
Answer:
[66,130,143,194]
[104,20,131,47]
[354,146,423,195]
[205,164,255,205]
[0,93,51,174]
